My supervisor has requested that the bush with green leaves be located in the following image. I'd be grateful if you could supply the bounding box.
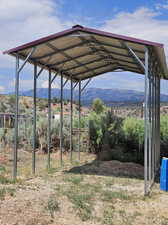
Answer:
[160,115,168,157]
[92,98,105,114]
[88,99,123,154]
[89,111,104,153]
[122,117,144,163]
[122,117,144,147]
[73,116,89,129]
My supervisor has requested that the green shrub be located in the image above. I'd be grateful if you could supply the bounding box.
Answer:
[122,117,144,163]
[45,194,60,218]
[122,118,144,146]
[73,116,89,129]
[160,115,168,144]
[160,115,168,157]
[92,98,105,114]
[89,109,123,154]
[66,191,93,221]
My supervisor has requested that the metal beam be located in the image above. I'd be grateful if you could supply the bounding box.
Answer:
[16,52,75,81]
[18,47,36,73]
[32,63,37,175]
[51,73,58,84]
[78,80,81,161]
[13,54,19,179]
[34,41,89,60]
[48,50,101,67]
[72,82,79,90]
[49,43,144,68]
[88,39,145,54]
[36,56,52,78]
[35,38,144,62]
[81,78,92,92]
[77,66,120,81]
[75,63,141,80]
[64,58,104,72]
[63,78,69,87]
[60,73,63,165]
[64,55,139,73]
[47,43,96,77]
[70,77,73,162]
[144,46,149,195]
[72,62,118,77]
[76,35,142,76]
[47,69,52,169]
[120,41,145,72]
[80,35,119,68]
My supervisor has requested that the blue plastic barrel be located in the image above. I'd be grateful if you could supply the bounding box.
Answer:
[160,157,168,191]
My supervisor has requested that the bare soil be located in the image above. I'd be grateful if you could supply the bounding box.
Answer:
[0,152,168,225]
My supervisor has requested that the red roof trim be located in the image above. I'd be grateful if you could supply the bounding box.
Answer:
[82,26,164,48]
[3,25,164,55]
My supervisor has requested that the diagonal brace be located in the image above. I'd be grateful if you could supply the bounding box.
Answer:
[18,47,36,73]
[121,41,145,71]
[73,81,79,90]
[36,56,53,78]
[51,73,58,84]
[63,78,69,87]
[81,78,92,92]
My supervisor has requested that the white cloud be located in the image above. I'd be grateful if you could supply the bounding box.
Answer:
[155,1,168,10]
[41,80,60,89]
[0,86,5,93]
[1,2,168,94]
[101,7,168,59]
[9,77,60,91]
[9,78,33,91]
[0,0,72,68]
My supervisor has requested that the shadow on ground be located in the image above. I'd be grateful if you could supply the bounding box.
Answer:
[66,159,144,180]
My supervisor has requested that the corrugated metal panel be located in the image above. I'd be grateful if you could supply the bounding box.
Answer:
[3,25,168,80]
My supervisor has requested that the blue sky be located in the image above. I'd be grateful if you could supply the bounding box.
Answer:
[0,0,168,94]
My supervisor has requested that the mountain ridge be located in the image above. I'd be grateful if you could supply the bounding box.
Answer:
[15,88,168,106]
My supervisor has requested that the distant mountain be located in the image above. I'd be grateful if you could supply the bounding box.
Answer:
[17,88,168,106]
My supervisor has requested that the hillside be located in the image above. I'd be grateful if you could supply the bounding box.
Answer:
[18,88,168,106]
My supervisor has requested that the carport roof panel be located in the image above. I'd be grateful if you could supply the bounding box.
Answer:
[3,25,168,80]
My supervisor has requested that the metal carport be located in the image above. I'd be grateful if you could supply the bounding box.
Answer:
[3,24,168,195]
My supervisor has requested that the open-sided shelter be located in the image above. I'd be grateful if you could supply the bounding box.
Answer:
[3,25,168,195]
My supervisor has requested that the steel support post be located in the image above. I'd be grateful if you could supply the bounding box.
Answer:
[60,73,63,165]
[81,78,92,93]
[150,67,154,181]
[78,80,81,161]
[156,75,158,170]
[148,72,152,181]
[13,55,19,179]
[70,77,73,162]
[144,47,149,195]
[154,72,156,178]
[157,74,160,171]
[32,63,37,175]
[47,69,51,169]
[158,78,161,167]
[155,74,158,171]
[154,73,157,174]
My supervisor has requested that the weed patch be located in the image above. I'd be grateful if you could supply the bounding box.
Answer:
[63,175,83,185]
[0,188,6,200]
[101,190,130,202]
[0,187,16,200]
[103,207,114,225]
[65,190,93,221]
[45,194,60,218]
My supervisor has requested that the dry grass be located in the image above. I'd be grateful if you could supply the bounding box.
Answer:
[0,150,168,225]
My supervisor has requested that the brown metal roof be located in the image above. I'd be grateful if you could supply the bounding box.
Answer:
[3,24,168,80]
